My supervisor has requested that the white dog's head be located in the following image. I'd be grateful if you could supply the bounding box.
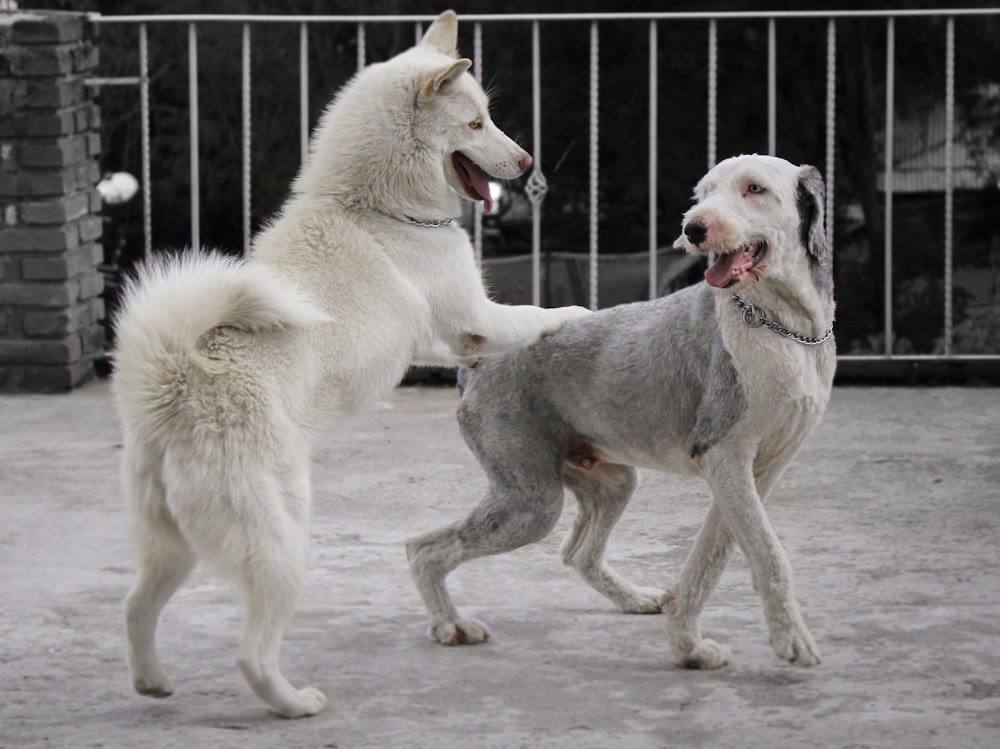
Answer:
[676,155,830,297]
[407,11,531,214]
[297,11,530,219]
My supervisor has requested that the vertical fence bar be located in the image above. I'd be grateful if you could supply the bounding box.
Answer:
[300,23,309,168]
[588,21,599,310]
[473,22,483,265]
[944,16,955,356]
[139,22,151,260]
[188,23,200,251]
[768,17,776,156]
[241,23,251,255]
[356,23,366,70]
[648,20,658,300]
[825,19,836,256]
[707,19,717,170]
[883,18,895,356]
[530,21,543,307]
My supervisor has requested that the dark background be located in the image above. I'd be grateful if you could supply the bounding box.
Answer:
[25,0,1000,355]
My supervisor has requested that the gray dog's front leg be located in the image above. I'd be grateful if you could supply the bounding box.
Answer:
[665,501,736,669]
[699,456,821,667]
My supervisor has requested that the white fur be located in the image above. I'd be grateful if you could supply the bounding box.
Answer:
[112,10,589,719]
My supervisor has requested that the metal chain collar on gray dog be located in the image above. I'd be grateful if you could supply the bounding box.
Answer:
[731,293,833,346]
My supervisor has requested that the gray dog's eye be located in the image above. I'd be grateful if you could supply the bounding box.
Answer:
[748,183,766,194]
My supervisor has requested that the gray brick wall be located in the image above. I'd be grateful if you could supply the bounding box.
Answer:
[0,10,103,392]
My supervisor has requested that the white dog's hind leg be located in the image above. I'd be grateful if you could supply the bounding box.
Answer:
[666,502,735,669]
[561,464,668,613]
[123,449,196,698]
[170,446,327,719]
[124,519,196,698]
[228,494,327,718]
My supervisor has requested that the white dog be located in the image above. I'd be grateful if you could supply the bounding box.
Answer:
[407,155,835,669]
[112,10,588,719]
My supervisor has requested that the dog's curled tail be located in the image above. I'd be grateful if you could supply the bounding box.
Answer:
[111,251,329,436]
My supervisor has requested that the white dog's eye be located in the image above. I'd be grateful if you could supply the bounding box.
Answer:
[747,183,766,194]
[469,118,482,130]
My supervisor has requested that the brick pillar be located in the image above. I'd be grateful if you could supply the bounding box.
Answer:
[0,11,103,392]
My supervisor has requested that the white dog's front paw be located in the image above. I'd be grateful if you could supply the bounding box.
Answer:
[430,618,490,646]
[770,625,821,667]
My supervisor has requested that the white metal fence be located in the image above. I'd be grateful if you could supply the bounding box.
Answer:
[87,9,1000,365]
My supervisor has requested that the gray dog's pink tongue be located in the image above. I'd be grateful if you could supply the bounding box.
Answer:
[705,252,738,288]
[453,152,493,214]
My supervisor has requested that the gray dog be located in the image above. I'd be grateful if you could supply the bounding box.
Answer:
[407,154,836,669]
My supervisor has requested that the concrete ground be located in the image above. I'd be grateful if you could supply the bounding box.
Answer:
[1,379,998,749]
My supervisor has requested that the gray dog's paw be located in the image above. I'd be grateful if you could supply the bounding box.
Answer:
[430,618,490,646]
[620,587,670,614]
[677,638,732,670]
[770,626,822,667]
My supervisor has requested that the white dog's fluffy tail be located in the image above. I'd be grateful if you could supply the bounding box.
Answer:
[112,252,329,438]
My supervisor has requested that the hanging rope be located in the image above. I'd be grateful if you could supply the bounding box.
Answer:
[825,19,836,258]
[473,22,483,265]
[139,22,151,260]
[944,16,955,356]
[589,21,599,310]
[526,21,548,307]
[242,23,252,256]
[707,19,717,170]
[299,23,309,169]
[188,23,200,252]
[648,20,658,301]
[357,23,366,71]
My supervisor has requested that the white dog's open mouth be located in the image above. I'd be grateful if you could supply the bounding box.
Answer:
[452,152,493,213]
[704,241,768,289]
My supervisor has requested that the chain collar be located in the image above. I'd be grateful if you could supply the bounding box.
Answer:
[403,215,455,228]
[372,207,455,228]
[731,293,833,346]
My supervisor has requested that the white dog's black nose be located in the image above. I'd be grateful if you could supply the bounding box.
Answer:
[684,220,708,246]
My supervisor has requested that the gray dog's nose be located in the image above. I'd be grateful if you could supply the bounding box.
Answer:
[684,220,708,246]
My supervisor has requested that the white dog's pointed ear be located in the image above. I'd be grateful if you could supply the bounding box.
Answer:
[419,58,472,104]
[796,164,828,259]
[421,10,459,57]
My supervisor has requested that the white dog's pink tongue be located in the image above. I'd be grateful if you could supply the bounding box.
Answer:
[705,252,739,288]
[453,152,493,214]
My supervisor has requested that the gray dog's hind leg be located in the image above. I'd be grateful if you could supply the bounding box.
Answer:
[561,464,669,613]
[406,477,566,645]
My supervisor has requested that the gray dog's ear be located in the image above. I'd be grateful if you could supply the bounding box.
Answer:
[796,165,827,259]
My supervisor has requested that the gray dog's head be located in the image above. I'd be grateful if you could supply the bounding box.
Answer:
[675,154,832,299]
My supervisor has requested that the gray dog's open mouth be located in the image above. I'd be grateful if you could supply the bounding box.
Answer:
[704,240,768,288]
[452,152,493,214]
